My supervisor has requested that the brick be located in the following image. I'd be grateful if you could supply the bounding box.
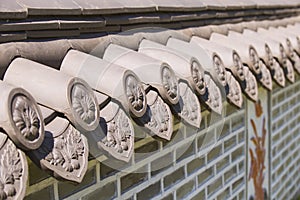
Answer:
[82,182,116,200]
[224,166,237,183]
[208,177,223,196]
[28,161,51,185]
[161,193,173,200]
[162,128,185,148]
[135,140,160,162]
[272,157,280,169]
[277,92,285,102]
[238,160,245,173]
[216,156,230,173]
[176,141,195,162]
[198,132,214,151]
[225,103,238,117]
[24,186,54,200]
[100,162,120,180]
[164,167,185,189]
[238,190,245,200]
[151,152,173,176]
[176,180,195,200]
[217,187,230,200]
[207,144,222,163]
[277,118,284,129]
[121,166,148,193]
[231,115,244,131]
[231,146,243,162]
[272,133,280,144]
[224,136,236,151]
[272,107,280,119]
[58,167,96,199]
[187,157,205,175]
[198,167,214,186]
[137,181,161,200]
[191,190,205,200]
[219,122,230,139]
[186,124,203,137]
[232,177,244,192]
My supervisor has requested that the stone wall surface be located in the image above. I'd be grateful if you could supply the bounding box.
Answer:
[0,1,300,200]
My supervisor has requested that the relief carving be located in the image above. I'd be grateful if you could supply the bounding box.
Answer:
[71,83,97,126]
[45,126,85,173]
[99,108,134,162]
[29,119,88,183]
[243,67,258,101]
[174,82,201,128]
[233,53,245,81]
[286,39,300,74]
[191,61,206,95]
[125,74,147,117]
[249,48,262,74]
[260,62,272,91]
[204,75,222,114]
[0,136,27,200]
[265,45,285,87]
[213,55,227,86]
[137,91,173,140]
[162,67,179,101]
[249,48,272,90]
[226,72,243,108]
[12,95,40,141]
[280,45,295,83]
[4,87,45,151]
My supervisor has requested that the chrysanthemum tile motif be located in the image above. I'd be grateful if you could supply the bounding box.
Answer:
[7,89,45,150]
[233,52,246,81]
[162,66,179,104]
[71,84,97,125]
[243,67,258,101]
[12,95,40,141]
[212,55,227,86]
[99,109,134,162]
[29,119,88,183]
[286,39,300,74]
[280,44,295,83]
[265,45,285,87]
[191,61,206,95]
[0,134,27,200]
[249,48,272,90]
[125,74,147,118]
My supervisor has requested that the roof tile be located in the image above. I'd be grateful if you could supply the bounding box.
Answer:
[0,0,27,19]
[17,0,81,15]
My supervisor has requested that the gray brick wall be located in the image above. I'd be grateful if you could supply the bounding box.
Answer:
[24,80,300,200]
[270,78,300,200]
[24,102,247,200]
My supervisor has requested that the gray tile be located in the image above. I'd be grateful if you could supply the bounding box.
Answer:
[152,0,206,11]
[0,19,59,32]
[0,32,26,43]
[73,0,124,15]
[58,17,105,29]
[0,43,20,78]
[17,0,81,15]
[116,0,156,12]
[0,0,27,19]
[26,29,80,38]
[15,40,70,70]
[105,14,162,25]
